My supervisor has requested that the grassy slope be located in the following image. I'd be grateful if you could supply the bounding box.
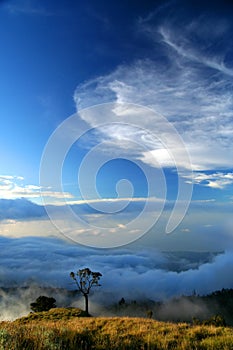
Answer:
[0,308,233,349]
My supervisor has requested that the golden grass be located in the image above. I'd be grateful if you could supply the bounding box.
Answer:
[0,309,233,349]
[14,307,87,323]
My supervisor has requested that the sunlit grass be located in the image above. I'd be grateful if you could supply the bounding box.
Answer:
[0,309,233,349]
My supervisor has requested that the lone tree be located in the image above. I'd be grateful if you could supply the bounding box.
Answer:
[70,267,102,315]
[30,296,56,312]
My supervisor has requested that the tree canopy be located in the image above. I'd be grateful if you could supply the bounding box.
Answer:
[30,295,56,312]
[70,267,102,314]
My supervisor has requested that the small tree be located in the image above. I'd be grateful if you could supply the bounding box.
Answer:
[146,310,153,319]
[70,267,102,315]
[119,297,126,306]
[30,296,56,312]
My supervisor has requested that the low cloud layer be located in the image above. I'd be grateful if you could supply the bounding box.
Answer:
[0,198,46,220]
[0,197,232,250]
[0,236,233,320]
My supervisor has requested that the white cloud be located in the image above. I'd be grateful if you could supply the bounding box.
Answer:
[0,175,73,201]
[181,228,190,233]
[159,25,233,77]
[0,219,58,238]
[139,148,192,170]
[0,195,232,250]
[65,196,163,206]
[0,175,24,181]
[0,235,233,308]
[73,16,233,174]
[184,172,233,189]
[4,0,54,16]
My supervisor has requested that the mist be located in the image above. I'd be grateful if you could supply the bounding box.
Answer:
[0,236,233,320]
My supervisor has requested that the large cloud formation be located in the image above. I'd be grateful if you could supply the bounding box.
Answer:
[74,3,233,177]
[0,236,233,320]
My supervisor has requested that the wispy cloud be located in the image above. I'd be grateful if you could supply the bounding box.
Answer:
[4,0,55,16]
[0,175,73,200]
[184,172,233,189]
[65,196,163,206]
[138,0,177,25]
[159,25,233,77]
[74,13,233,174]
[74,18,233,175]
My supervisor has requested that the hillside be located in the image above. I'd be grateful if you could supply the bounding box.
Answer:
[1,285,233,325]
[14,307,88,323]
[0,310,233,349]
[110,288,233,325]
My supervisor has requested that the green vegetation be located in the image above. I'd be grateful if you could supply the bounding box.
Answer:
[113,288,233,325]
[30,296,56,313]
[1,275,233,349]
[14,307,88,324]
[193,314,226,327]
[0,310,233,349]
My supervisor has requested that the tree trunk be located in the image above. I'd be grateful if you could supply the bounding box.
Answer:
[84,293,89,315]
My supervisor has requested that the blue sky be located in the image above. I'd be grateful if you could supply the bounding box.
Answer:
[0,0,233,304]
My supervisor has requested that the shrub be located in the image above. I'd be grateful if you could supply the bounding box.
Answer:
[30,296,56,312]
[193,315,226,327]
